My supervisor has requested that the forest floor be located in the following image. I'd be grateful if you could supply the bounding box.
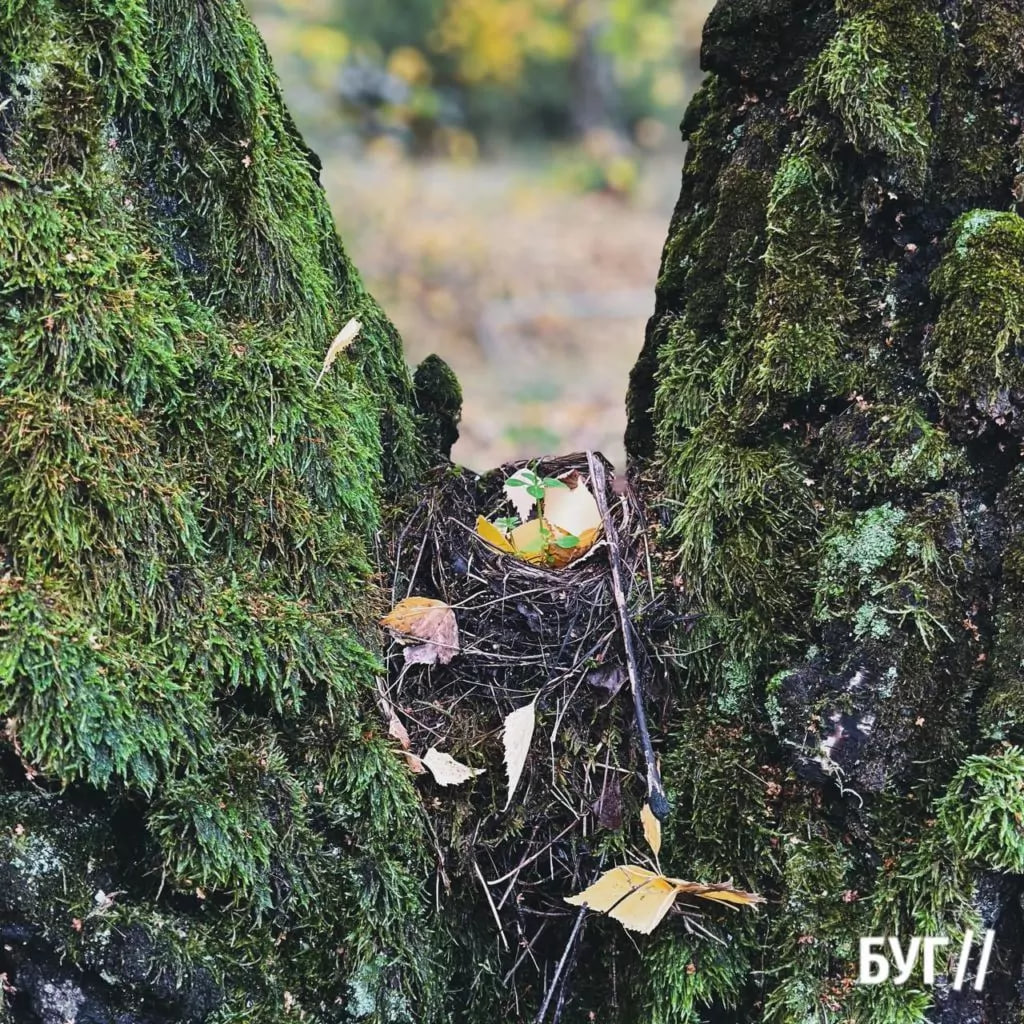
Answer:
[321,148,683,472]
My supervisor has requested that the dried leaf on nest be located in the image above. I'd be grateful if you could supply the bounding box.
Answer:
[565,866,764,934]
[316,317,361,385]
[502,698,537,810]
[421,747,485,786]
[380,596,459,665]
[641,803,662,857]
[388,713,411,750]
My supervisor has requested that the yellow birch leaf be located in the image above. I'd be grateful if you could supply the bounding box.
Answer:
[565,866,678,934]
[566,865,764,934]
[641,802,662,858]
[502,697,537,810]
[668,880,766,908]
[421,747,485,786]
[316,317,361,385]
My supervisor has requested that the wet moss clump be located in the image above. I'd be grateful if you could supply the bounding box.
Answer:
[795,0,943,189]
[0,1,450,1020]
[926,210,1024,437]
[626,0,1024,1019]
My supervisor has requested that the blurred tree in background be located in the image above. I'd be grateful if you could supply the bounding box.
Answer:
[247,0,697,160]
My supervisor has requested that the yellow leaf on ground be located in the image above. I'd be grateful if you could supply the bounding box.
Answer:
[421,747,485,786]
[380,597,459,665]
[316,317,361,385]
[641,802,662,858]
[502,698,537,810]
[565,865,764,934]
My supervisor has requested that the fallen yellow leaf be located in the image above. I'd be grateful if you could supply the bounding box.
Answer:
[316,317,361,385]
[421,747,485,786]
[565,865,764,934]
[641,803,662,858]
[380,596,459,665]
[501,698,537,810]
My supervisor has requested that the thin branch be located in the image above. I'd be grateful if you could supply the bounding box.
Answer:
[474,860,510,950]
[533,906,587,1024]
[586,451,670,820]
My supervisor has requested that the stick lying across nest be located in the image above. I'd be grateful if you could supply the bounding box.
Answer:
[586,451,669,820]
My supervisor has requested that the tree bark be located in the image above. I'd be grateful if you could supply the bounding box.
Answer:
[627,0,1024,1020]
[0,2,455,1022]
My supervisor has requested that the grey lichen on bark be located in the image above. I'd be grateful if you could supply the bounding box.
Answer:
[626,0,1024,1020]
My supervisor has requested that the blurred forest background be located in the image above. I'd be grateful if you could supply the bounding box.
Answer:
[245,0,714,470]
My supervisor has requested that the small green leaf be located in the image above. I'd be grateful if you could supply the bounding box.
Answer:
[554,534,581,549]
[526,485,545,500]
[505,477,529,487]
[542,477,567,489]
[495,516,520,531]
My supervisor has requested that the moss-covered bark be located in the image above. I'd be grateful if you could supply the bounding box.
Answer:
[0,2,456,1021]
[626,0,1024,1020]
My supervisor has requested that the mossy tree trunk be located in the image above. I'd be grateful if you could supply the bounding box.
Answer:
[6,1,1024,1023]
[0,2,458,1022]
[624,0,1024,1020]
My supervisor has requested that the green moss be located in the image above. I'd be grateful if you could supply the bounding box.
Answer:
[795,0,944,189]
[413,353,462,460]
[984,469,1024,740]
[635,925,753,1024]
[0,1,444,1019]
[763,814,866,1024]
[660,423,816,622]
[963,0,1024,87]
[814,499,962,650]
[926,210,1024,425]
[821,403,960,505]
[937,746,1024,872]
[745,144,860,400]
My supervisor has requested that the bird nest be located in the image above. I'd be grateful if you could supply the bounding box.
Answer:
[378,451,686,1013]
